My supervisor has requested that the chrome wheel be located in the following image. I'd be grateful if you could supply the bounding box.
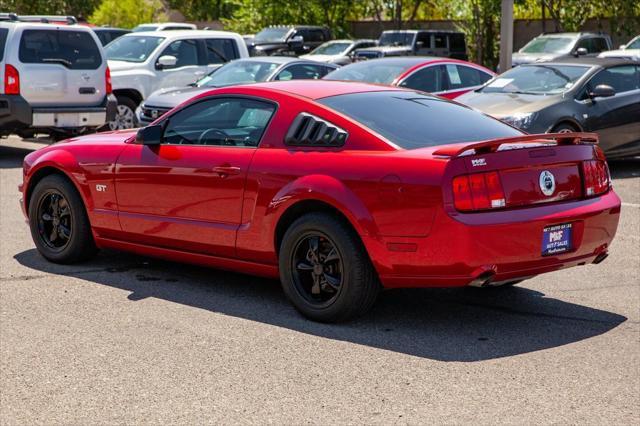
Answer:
[291,232,344,307]
[36,190,72,252]
[109,104,136,130]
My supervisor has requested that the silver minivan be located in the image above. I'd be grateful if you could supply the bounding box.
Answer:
[0,16,116,139]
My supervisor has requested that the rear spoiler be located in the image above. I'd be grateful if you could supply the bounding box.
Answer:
[433,132,599,157]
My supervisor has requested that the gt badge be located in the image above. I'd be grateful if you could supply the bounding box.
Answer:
[96,184,107,192]
[539,170,555,196]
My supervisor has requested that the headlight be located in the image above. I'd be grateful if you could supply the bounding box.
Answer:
[500,112,537,130]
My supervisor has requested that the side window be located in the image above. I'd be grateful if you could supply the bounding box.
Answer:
[306,30,324,43]
[275,64,326,81]
[159,39,198,68]
[576,38,602,54]
[593,37,609,52]
[434,34,447,49]
[450,65,490,89]
[587,65,639,94]
[450,34,466,52]
[399,65,445,93]
[163,98,276,147]
[416,32,431,49]
[204,38,238,64]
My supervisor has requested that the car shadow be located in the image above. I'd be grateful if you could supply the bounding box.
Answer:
[0,145,32,169]
[14,248,626,362]
[608,157,640,180]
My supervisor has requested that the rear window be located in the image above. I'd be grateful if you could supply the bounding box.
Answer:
[318,91,522,150]
[0,28,8,61]
[19,29,101,69]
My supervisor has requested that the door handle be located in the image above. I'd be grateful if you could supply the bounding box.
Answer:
[212,165,241,177]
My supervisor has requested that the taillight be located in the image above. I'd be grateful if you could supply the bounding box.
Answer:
[4,64,20,95]
[105,66,112,94]
[582,160,609,196]
[453,171,506,212]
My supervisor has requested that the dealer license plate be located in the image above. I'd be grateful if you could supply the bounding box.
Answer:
[541,223,573,256]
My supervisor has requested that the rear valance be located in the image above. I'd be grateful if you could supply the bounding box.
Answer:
[433,132,599,157]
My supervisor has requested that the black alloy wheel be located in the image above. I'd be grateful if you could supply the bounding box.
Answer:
[36,190,72,251]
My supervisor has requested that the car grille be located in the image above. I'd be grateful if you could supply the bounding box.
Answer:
[141,105,171,121]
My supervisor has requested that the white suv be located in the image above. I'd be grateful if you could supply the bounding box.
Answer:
[105,30,249,129]
[0,17,116,139]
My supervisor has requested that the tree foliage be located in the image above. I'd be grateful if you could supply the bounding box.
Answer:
[89,0,166,28]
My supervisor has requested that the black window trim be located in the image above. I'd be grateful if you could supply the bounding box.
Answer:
[156,38,200,70]
[154,94,279,149]
[284,112,349,148]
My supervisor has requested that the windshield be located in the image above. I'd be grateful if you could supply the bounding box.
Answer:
[106,35,164,62]
[626,36,640,49]
[520,36,574,54]
[254,28,290,43]
[310,42,351,55]
[324,61,408,84]
[132,25,158,33]
[379,32,414,47]
[196,60,280,87]
[480,64,589,95]
[318,91,522,149]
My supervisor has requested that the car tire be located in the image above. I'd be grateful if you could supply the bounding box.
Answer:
[28,174,98,264]
[279,212,380,322]
[108,96,138,130]
[551,123,578,133]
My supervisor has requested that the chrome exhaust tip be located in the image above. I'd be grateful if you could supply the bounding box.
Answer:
[593,252,609,264]
[468,271,496,287]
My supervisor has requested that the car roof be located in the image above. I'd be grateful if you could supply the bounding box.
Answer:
[241,80,402,100]
[123,30,239,39]
[237,56,303,65]
[345,56,453,66]
[540,56,639,67]
[0,21,94,31]
[381,29,463,34]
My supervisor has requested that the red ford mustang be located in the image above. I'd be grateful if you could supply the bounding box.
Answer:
[20,81,621,322]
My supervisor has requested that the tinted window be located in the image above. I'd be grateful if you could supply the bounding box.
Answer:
[399,65,444,92]
[416,32,430,47]
[447,65,491,89]
[592,37,609,52]
[434,34,447,48]
[19,29,102,69]
[0,28,8,61]
[318,91,522,149]
[163,98,275,147]
[587,65,639,93]
[204,39,238,64]
[576,37,607,54]
[450,34,465,51]
[275,64,328,80]
[106,35,164,63]
[160,39,198,68]
[305,29,325,43]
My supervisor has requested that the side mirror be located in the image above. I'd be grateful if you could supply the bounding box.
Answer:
[156,55,178,69]
[289,35,304,48]
[575,47,588,56]
[136,124,163,145]
[590,84,615,99]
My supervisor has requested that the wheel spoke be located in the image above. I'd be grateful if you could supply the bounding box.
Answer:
[311,273,321,295]
[307,236,320,262]
[42,213,53,221]
[324,247,339,263]
[296,260,314,271]
[49,227,58,243]
[58,224,71,240]
[323,273,341,290]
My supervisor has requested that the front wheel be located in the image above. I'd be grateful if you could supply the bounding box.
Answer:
[279,212,380,322]
[108,96,138,130]
[28,174,97,263]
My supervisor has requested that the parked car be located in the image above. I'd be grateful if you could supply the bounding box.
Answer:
[512,32,612,67]
[105,30,248,129]
[0,15,116,139]
[132,22,196,32]
[324,57,494,99]
[299,39,377,65]
[92,27,130,46]
[20,80,620,322]
[457,57,640,159]
[599,35,640,61]
[353,30,467,61]
[247,25,332,57]
[137,57,338,125]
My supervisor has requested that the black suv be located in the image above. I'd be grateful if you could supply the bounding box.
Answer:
[354,30,467,61]
[248,25,332,56]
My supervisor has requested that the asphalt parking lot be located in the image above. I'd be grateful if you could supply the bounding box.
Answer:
[1,136,638,424]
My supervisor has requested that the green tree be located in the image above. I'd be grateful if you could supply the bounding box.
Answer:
[0,0,100,20]
[89,0,166,28]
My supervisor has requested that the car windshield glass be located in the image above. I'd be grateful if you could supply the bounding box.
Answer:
[318,91,522,149]
[520,36,574,54]
[310,42,351,55]
[479,64,589,94]
[379,32,414,47]
[626,37,640,49]
[196,60,280,86]
[324,61,408,84]
[132,25,158,32]
[106,35,164,62]
[254,28,289,42]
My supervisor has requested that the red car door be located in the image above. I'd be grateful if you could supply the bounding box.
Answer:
[114,97,277,257]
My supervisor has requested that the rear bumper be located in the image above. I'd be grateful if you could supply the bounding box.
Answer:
[371,190,622,288]
[0,94,116,133]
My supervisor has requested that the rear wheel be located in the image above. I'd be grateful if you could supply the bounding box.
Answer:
[279,212,380,322]
[551,123,578,133]
[108,96,138,130]
[28,175,97,263]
